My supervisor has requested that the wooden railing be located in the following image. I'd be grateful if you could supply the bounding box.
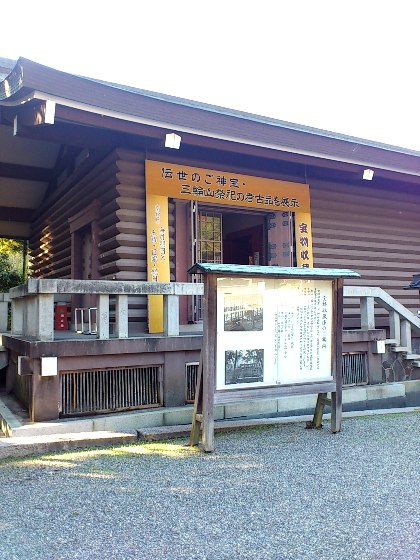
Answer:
[8,279,204,341]
[343,286,420,355]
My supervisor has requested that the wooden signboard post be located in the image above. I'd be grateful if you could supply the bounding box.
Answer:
[188,264,359,452]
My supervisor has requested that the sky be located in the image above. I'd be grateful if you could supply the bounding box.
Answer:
[2,0,420,151]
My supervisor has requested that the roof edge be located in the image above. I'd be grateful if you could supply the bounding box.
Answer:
[0,58,24,101]
[1,57,420,160]
[87,75,420,158]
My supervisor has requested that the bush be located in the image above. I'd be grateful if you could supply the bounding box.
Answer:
[0,250,24,292]
[0,270,23,292]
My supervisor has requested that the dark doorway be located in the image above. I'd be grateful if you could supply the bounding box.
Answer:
[224,224,264,265]
[222,211,265,266]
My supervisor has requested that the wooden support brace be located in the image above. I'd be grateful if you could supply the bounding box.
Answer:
[331,391,342,434]
[306,392,328,429]
[189,361,203,447]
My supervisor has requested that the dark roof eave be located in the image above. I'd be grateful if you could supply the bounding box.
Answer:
[1,58,420,173]
[87,75,420,159]
[0,59,24,102]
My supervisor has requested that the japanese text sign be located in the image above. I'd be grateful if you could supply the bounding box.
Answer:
[146,161,311,212]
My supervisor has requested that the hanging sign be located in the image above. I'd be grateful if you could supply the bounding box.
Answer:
[146,160,311,212]
[146,160,314,332]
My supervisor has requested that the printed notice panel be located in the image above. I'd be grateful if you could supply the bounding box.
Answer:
[216,277,333,389]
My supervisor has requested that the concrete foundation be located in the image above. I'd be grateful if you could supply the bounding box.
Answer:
[1,380,419,438]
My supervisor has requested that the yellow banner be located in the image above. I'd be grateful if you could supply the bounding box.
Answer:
[146,161,313,331]
[146,193,170,332]
[146,160,310,212]
[295,212,314,267]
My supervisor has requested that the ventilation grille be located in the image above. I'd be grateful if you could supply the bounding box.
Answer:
[186,362,199,403]
[342,353,368,385]
[185,355,367,402]
[61,366,162,416]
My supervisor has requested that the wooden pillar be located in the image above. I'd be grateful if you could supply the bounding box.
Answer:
[331,278,344,433]
[202,273,217,452]
[175,202,189,324]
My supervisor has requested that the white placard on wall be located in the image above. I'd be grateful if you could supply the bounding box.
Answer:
[216,277,333,389]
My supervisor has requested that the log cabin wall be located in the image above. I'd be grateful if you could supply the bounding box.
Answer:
[310,179,420,329]
[29,144,420,333]
[30,148,150,329]
[98,149,146,281]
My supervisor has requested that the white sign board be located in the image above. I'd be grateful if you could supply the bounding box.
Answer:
[216,277,333,389]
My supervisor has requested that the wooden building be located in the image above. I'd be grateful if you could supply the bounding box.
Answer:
[1,57,419,423]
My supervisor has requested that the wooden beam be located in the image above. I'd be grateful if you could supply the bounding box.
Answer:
[7,119,150,151]
[0,162,52,182]
[0,206,34,221]
[13,100,55,135]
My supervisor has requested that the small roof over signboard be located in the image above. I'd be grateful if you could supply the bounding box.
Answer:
[188,263,360,279]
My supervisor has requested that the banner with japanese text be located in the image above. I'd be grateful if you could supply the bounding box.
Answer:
[146,160,313,332]
[146,160,311,212]
[294,212,314,268]
[146,193,170,333]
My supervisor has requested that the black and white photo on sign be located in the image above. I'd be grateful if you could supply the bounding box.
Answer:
[225,349,264,385]
[223,293,263,331]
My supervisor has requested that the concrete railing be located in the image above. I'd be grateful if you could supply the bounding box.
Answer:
[6,280,420,351]
[8,279,204,342]
[0,293,10,333]
[343,286,420,355]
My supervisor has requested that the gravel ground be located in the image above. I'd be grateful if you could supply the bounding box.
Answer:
[0,413,419,560]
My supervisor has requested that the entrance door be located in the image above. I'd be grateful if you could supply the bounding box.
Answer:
[190,206,266,321]
[190,208,223,321]
[190,205,293,321]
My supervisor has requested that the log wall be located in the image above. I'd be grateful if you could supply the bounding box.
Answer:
[310,179,420,327]
[30,148,150,328]
[29,147,420,331]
